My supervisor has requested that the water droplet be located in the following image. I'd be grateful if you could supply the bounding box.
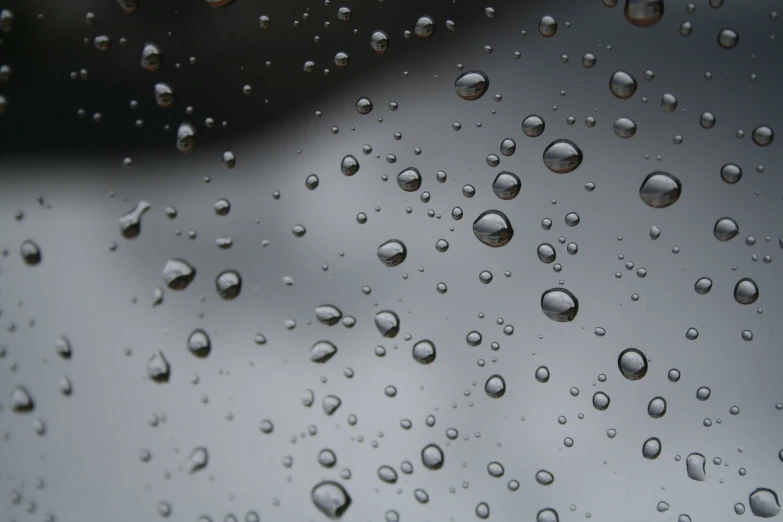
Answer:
[639,172,682,208]
[378,465,397,483]
[537,508,560,522]
[535,366,550,383]
[749,488,780,518]
[20,239,41,266]
[492,172,521,200]
[311,481,351,519]
[412,340,436,364]
[752,125,774,146]
[454,71,489,101]
[421,443,444,470]
[397,167,422,191]
[154,82,175,107]
[333,52,350,67]
[188,447,208,474]
[370,30,389,53]
[258,419,274,434]
[624,0,665,27]
[310,341,338,363]
[377,240,407,267]
[522,115,546,137]
[582,53,597,67]
[476,502,490,519]
[215,270,242,300]
[679,21,692,36]
[485,374,506,398]
[375,311,400,337]
[414,15,435,38]
[413,489,429,503]
[176,122,196,153]
[613,117,637,138]
[537,243,556,264]
[479,270,493,284]
[318,449,337,468]
[141,43,162,72]
[734,278,759,304]
[618,348,648,380]
[648,397,667,418]
[657,502,670,513]
[538,15,557,37]
[301,389,315,408]
[593,392,611,410]
[535,470,554,485]
[609,71,638,101]
[735,503,747,515]
[322,395,342,415]
[473,210,514,247]
[717,28,739,49]
[147,351,170,383]
[315,305,343,326]
[700,111,716,129]
[10,386,34,412]
[541,288,579,322]
[642,436,662,459]
[543,139,583,173]
[714,217,739,241]
[500,138,516,156]
[187,329,211,358]
[340,155,359,176]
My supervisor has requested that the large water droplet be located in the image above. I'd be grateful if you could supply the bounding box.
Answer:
[537,243,556,264]
[412,340,436,364]
[536,470,554,485]
[454,71,489,101]
[487,461,505,477]
[476,502,490,519]
[375,311,400,337]
[10,386,34,412]
[378,466,398,483]
[734,278,759,305]
[147,351,170,383]
[377,240,407,267]
[141,43,162,72]
[535,366,550,383]
[215,270,242,300]
[624,0,665,27]
[713,217,739,241]
[187,329,211,358]
[318,449,337,468]
[485,374,506,398]
[311,481,351,519]
[340,155,359,176]
[609,70,638,99]
[421,444,444,469]
[639,172,682,208]
[686,453,706,481]
[119,200,151,239]
[543,139,583,173]
[749,488,780,518]
[618,348,648,380]
[500,138,516,156]
[613,117,637,138]
[397,167,422,191]
[20,239,41,266]
[315,305,343,326]
[492,172,521,200]
[642,437,662,459]
[537,508,560,522]
[163,259,196,290]
[310,341,338,363]
[414,16,435,38]
[473,210,514,247]
[541,288,579,322]
[176,122,196,153]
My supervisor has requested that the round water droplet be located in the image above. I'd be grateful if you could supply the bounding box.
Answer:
[538,15,557,37]
[421,444,444,469]
[537,243,556,264]
[624,0,665,27]
[613,117,637,138]
[20,239,41,266]
[318,449,337,468]
[700,111,716,129]
[310,341,338,363]
[500,138,516,156]
[414,15,435,38]
[176,122,196,153]
[370,30,389,54]
[473,210,514,247]
[333,52,349,67]
[543,139,583,173]
[693,277,713,295]
[305,174,319,190]
[535,366,550,383]
[618,348,648,380]
[485,374,506,398]
[749,488,780,518]
[718,28,739,49]
[476,502,490,519]
[412,340,436,364]
[639,171,682,208]
[657,502,670,513]
[714,217,739,241]
[752,125,774,146]
[187,329,211,358]
[454,71,489,101]
[311,481,351,519]
[377,240,407,267]
[734,277,759,304]
[479,270,493,284]
[522,115,546,137]
[397,167,422,191]
[340,155,359,176]
[355,97,372,115]
[215,270,242,300]
[492,172,521,200]
[610,70,638,99]
[592,391,611,410]
[720,163,742,184]
[541,288,579,322]
[642,436,662,459]
[375,310,400,337]
[537,508,560,522]
[582,53,597,67]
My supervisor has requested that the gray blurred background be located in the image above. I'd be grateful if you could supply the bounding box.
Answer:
[0,0,781,521]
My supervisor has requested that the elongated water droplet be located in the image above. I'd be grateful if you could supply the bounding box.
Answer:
[311,481,351,519]
[119,200,151,239]
[154,83,174,107]
[473,210,514,247]
[377,240,407,266]
[694,277,713,294]
[370,30,389,54]
[639,172,682,208]
[341,155,359,176]
[536,470,554,485]
[55,336,72,359]
[315,305,343,326]
[378,465,397,483]
[141,43,162,72]
[454,71,489,101]
[500,138,516,156]
[541,288,578,322]
[188,447,208,473]
[176,122,196,153]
